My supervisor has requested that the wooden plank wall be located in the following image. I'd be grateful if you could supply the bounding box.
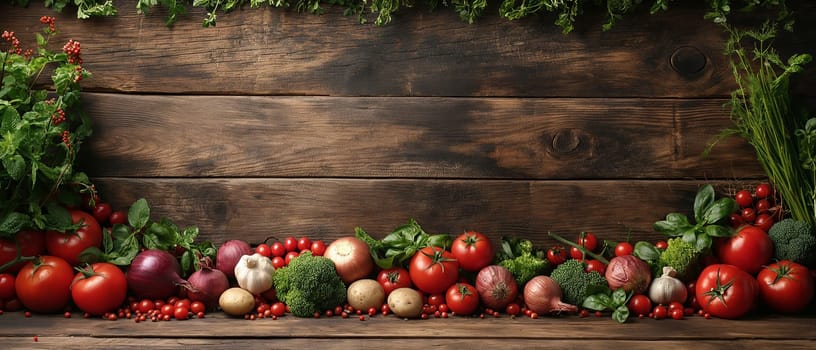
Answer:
[2,1,815,247]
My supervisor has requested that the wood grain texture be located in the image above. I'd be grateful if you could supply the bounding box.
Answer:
[2,1,813,97]
[77,93,762,179]
[88,178,753,245]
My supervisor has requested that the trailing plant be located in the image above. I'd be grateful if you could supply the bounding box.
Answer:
[0,16,93,237]
[6,0,793,30]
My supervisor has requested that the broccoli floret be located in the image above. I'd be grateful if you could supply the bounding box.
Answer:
[768,218,816,268]
[658,237,701,281]
[549,259,608,306]
[498,254,548,286]
[272,251,347,317]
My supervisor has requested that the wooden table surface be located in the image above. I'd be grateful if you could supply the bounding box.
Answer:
[1,312,814,349]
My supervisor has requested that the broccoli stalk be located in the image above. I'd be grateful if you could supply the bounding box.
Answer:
[272,251,347,317]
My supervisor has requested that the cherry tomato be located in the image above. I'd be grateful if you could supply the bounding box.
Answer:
[0,273,16,300]
[427,294,445,306]
[614,242,634,257]
[450,231,495,272]
[753,214,774,232]
[310,240,326,256]
[283,237,298,253]
[740,208,756,224]
[655,240,668,250]
[653,305,668,320]
[271,256,286,269]
[376,267,412,296]
[270,302,286,317]
[297,237,312,252]
[584,259,606,275]
[728,213,744,229]
[174,306,189,320]
[505,302,520,316]
[255,243,271,257]
[546,245,567,265]
[92,202,113,224]
[668,301,684,314]
[161,304,174,316]
[754,198,771,214]
[627,294,652,316]
[138,299,154,313]
[569,246,584,260]
[108,210,128,225]
[284,251,299,265]
[446,283,479,316]
[71,262,128,316]
[754,183,773,199]
[670,308,684,320]
[734,189,754,208]
[270,242,286,257]
[577,232,599,253]
[190,301,206,315]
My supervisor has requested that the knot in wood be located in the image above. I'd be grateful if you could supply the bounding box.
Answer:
[670,46,707,77]
[548,128,585,158]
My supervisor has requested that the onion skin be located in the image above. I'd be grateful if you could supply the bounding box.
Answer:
[475,265,518,310]
[216,240,253,280]
[187,267,230,309]
[523,275,578,315]
[126,249,188,300]
[605,255,652,294]
[324,237,374,284]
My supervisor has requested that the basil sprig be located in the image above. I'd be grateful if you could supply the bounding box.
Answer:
[653,184,737,252]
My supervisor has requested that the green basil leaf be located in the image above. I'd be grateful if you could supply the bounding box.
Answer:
[695,233,712,252]
[702,198,738,225]
[43,203,72,231]
[693,184,715,223]
[704,224,733,238]
[612,305,630,323]
[582,294,611,311]
[78,246,104,264]
[181,250,194,274]
[128,198,150,229]
[681,228,697,244]
[427,234,452,249]
[113,235,140,266]
[633,241,660,262]
[653,219,684,236]
[102,227,113,253]
[612,289,628,306]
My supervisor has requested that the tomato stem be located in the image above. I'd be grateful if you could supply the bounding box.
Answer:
[547,231,610,265]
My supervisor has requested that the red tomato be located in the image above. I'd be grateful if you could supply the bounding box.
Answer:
[15,256,74,313]
[450,231,494,272]
[655,240,668,250]
[0,273,15,300]
[255,243,271,257]
[108,210,128,225]
[569,246,584,260]
[715,226,773,274]
[577,232,599,252]
[446,283,480,316]
[740,208,756,223]
[753,214,774,232]
[0,230,46,273]
[734,189,754,208]
[284,251,299,265]
[174,306,189,320]
[376,267,412,296]
[627,294,652,316]
[310,240,326,256]
[408,246,459,295]
[46,210,103,266]
[754,199,771,214]
[584,259,606,275]
[614,242,634,257]
[271,256,285,269]
[728,213,744,229]
[427,294,445,306]
[756,260,815,314]
[652,304,668,319]
[695,264,758,319]
[71,262,128,316]
[297,237,312,252]
[546,245,568,265]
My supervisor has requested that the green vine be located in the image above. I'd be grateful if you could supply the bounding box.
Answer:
[5,0,794,30]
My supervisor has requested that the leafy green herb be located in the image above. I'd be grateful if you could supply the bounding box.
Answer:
[653,184,737,252]
[79,198,216,276]
[1,18,92,237]
[354,218,451,269]
[582,288,631,323]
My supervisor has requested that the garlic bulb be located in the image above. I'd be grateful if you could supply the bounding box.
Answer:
[648,266,688,305]
[234,253,275,294]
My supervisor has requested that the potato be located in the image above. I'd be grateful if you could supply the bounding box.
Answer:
[219,287,255,316]
[387,287,424,318]
[347,279,385,312]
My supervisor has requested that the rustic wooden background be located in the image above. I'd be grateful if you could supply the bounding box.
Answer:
[3,1,815,248]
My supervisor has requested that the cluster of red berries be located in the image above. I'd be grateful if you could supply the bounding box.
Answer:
[61,130,71,148]
[2,31,22,55]
[39,16,56,33]
[63,39,82,65]
[52,107,67,125]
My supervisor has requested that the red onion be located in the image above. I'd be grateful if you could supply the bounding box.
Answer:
[126,249,189,300]
[523,275,578,314]
[605,255,652,294]
[216,239,252,280]
[475,265,518,310]
[187,266,230,309]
